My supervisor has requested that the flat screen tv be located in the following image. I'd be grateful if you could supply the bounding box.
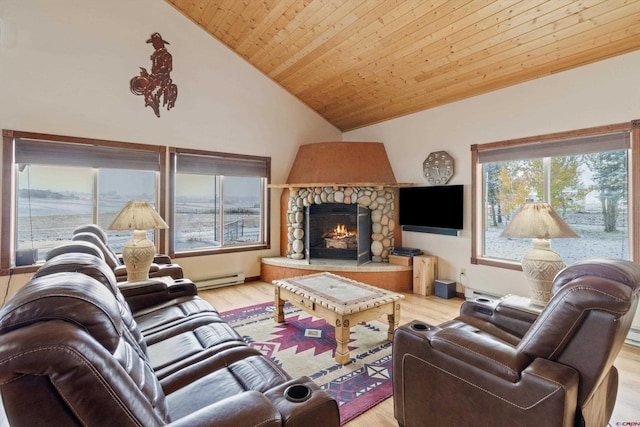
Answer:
[398,185,463,235]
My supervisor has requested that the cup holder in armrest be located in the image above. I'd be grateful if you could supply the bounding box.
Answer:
[410,322,431,331]
[475,306,494,316]
[472,297,495,316]
[284,384,312,403]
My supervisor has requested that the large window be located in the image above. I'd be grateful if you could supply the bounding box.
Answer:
[2,130,164,272]
[170,148,270,255]
[1,131,271,274]
[472,122,639,269]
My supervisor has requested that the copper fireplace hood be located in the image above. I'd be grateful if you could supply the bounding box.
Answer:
[272,141,401,188]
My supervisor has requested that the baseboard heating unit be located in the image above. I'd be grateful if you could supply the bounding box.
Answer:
[195,273,245,290]
[626,327,640,347]
[463,287,504,302]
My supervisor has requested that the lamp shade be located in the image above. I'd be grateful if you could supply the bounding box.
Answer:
[109,200,168,231]
[501,202,578,306]
[500,202,578,239]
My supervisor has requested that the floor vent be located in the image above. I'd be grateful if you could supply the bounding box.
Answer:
[195,273,245,290]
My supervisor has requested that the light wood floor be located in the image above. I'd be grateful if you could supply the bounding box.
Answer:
[200,281,640,426]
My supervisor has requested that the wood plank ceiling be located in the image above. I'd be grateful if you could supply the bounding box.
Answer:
[166,1,640,131]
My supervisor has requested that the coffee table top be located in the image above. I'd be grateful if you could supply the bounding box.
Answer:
[273,272,404,315]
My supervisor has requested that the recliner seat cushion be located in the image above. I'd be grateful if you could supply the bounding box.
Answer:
[163,346,290,418]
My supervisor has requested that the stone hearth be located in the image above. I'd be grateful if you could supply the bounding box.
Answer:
[260,256,412,292]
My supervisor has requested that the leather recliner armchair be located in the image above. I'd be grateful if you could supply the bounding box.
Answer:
[72,223,184,281]
[392,258,640,427]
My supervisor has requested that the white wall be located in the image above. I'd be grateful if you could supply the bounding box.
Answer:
[345,50,640,299]
[0,0,340,298]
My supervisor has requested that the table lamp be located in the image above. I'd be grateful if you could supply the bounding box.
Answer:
[109,200,168,281]
[500,202,579,306]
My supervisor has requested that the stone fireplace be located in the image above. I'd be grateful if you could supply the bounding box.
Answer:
[286,185,394,263]
[277,141,402,264]
[262,141,411,291]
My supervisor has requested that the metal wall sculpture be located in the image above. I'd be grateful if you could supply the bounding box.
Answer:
[130,32,178,117]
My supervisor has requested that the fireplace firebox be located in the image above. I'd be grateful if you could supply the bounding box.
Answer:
[305,203,371,264]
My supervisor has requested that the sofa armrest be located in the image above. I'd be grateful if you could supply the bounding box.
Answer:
[430,328,531,382]
[118,277,198,312]
[460,295,539,338]
[167,391,281,427]
[119,254,173,265]
[265,377,340,427]
[113,265,128,279]
[153,254,173,264]
[114,263,183,282]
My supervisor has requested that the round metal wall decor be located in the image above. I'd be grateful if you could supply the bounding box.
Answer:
[423,150,454,185]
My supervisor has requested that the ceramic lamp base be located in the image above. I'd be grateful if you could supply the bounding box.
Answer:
[521,239,565,306]
[121,230,155,281]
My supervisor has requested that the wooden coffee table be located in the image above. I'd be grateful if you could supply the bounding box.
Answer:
[273,272,404,364]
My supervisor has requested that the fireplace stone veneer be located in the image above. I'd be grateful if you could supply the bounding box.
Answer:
[286,186,395,262]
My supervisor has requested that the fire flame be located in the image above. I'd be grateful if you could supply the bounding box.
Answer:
[331,224,356,239]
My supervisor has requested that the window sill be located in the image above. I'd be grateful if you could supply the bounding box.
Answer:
[4,264,41,276]
[471,256,523,271]
[172,244,269,258]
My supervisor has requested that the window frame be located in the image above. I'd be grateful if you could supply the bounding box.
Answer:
[471,121,640,270]
[1,129,166,275]
[169,147,271,258]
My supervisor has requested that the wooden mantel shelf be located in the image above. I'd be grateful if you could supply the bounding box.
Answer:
[269,182,415,189]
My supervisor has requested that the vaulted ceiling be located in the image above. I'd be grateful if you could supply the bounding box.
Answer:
[166,1,640,131]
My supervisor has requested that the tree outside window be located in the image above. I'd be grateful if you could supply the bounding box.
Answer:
[474,125,634,268]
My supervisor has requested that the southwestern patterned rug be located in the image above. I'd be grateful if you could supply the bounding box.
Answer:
[220,301,394,425]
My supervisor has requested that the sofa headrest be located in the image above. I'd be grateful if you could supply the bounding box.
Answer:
[45,241,105,262]
[0,272,123,352]
[552,257,640,295]
[34,252,119,296]
[72,232,121,268]
[73,223,108,243]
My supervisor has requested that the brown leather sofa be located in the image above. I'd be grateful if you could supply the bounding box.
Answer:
[392,258,640,427]
[0,243,340,426]
[72,223,184,281]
